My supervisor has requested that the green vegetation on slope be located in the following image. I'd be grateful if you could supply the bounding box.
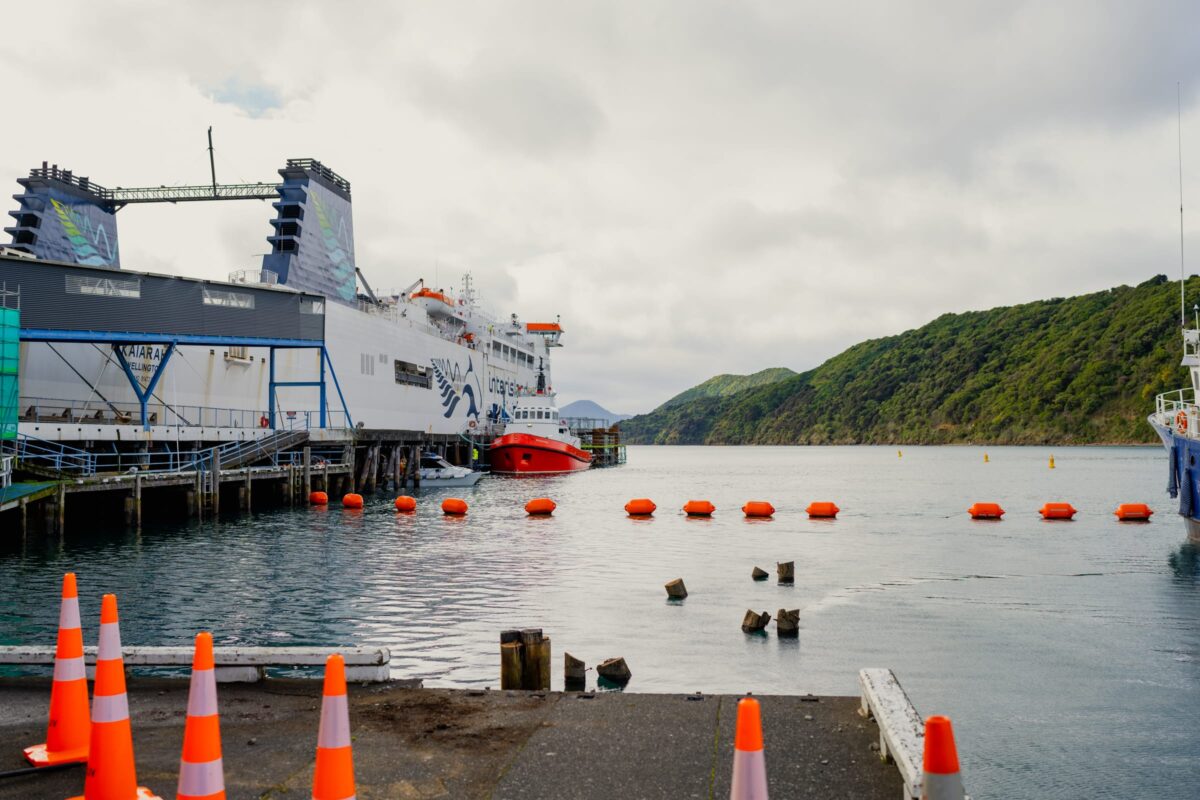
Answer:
[622,275,1190,445]
[655,367,798,411]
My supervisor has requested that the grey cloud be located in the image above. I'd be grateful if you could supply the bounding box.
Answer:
[414,55,605,156]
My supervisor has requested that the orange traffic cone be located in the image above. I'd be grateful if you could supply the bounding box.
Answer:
[68,594,161,800]
[921,715,965,799]
[313,654,356,800]
[177,632,225,800]
[730,697,768,799]
[25,572,90,766]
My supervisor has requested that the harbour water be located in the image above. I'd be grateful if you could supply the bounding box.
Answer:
[2,445,1198,798]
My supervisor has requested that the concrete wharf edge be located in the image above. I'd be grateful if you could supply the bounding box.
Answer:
[0,678,903,799]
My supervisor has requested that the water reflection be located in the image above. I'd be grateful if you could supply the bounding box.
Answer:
[1168,542,1199,582]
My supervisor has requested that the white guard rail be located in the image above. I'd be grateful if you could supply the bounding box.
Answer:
[0,645,391,683]
[859,667,969,800]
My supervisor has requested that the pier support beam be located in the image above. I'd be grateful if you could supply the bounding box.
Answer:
[303,447,311,499]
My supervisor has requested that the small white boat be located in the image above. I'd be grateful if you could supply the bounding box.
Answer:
[401,452,483,488]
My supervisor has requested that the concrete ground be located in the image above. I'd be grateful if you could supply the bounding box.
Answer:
[0,678,900,799]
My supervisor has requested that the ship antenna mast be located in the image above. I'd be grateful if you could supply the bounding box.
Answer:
[207,126,218,197]
[1179,82,1187,327]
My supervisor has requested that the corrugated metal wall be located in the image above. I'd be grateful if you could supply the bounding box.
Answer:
[0,255,324,342]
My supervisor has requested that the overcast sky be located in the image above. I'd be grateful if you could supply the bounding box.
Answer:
[4,1,1200,412]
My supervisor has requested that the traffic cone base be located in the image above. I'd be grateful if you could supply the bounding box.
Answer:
[23,740,88,767]
[26,573,91,767]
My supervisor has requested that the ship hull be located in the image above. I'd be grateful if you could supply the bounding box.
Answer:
[489,432,592,475]
[1150,415,1200,544]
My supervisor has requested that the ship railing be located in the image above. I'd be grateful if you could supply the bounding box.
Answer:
[1154,388,1200,437]
[19,397,349,432]
[0,454,12,488]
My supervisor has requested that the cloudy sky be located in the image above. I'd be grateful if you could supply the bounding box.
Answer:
[4,1,1199,412]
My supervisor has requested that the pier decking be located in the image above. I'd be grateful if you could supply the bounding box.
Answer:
[0,679,902,799]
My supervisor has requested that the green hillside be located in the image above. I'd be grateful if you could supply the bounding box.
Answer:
[621,275,1190,445]
[655,367,798,411]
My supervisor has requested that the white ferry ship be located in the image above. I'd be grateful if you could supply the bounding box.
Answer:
[2,160,573,446]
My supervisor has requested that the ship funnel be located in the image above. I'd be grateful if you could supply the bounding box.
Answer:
[4,165,120,266]
[262,158,357,305]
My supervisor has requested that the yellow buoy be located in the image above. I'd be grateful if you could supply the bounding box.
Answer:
[1049,454,1055,469]
[897,449,903,458]
[984,453,989,463]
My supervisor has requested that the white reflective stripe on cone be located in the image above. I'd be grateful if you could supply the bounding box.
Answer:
[730,749,769,800]
[177,756,225,797]
[92,693,129,723]
[186,669,218,717]
[922,771,965,800]
[58,597,81,630]
[97,621,122,658]
[317,694,351,749]
[53,655,87,682]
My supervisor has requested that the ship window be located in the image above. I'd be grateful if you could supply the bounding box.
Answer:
[395,359,432,388]
[66,274,140,299]
[300,297,324,315]
[202,288,255,309]
[537,410,545,419]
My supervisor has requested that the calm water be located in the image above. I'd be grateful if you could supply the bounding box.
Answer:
[2,445,1198,798]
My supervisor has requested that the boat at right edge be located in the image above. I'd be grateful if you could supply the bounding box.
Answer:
[1150,317,1200,542]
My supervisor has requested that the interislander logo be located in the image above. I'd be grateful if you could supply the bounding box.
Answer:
[431,357,481,420]
[50,197,117,266]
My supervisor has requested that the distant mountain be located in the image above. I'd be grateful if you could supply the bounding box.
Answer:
[621,275,1187,445]
[654,368,798,411]
[560,399,632,426]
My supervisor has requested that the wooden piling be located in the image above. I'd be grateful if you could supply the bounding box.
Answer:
[56,483,66,533]
[596,657,631,684]
[244,469,252,512]
[665,578,688,599]
[741,609,772,633]
[777,561,795,584]
[134,473,142,527]
[776,608,800,637]
[752,566,769,581]
[520,629,551,690]
[303,446,312,498]
[564,652,586,691]
[211,447,221,517]
[411,445,421,489]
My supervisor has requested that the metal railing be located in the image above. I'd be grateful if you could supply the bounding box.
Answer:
[1155,388,1199,437]
[19,397,348,431]
[0,454,12,488]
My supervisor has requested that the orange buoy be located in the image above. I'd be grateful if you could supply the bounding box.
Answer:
[342,493,363,509]
[1114,503,1153,521]
[742,501,775,518]
[442,497,468,516]
[625,498,656,516]
[682,500,715,517]
[968,502,1004,520]
[806,501,839,518]
[526,497,557,516]
[394,495,417,512]
[309,491,328,506]
[1039,502,1077,520]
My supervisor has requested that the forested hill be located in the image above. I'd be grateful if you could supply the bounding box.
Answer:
[621,275,1191,445]
[654,368,797,411]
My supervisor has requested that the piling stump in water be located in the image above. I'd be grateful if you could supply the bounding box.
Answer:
[564,652,586,691]
[776,608,800,637]
[741,609,772,633]
[777,561,795,584]
[596,657,631,684]
[751,567,769,581]
[665,578,688,599]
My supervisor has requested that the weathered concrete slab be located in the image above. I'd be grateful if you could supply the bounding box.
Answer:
[712,694,901,799]
[494,691,720,799]
[0,679,901,799]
